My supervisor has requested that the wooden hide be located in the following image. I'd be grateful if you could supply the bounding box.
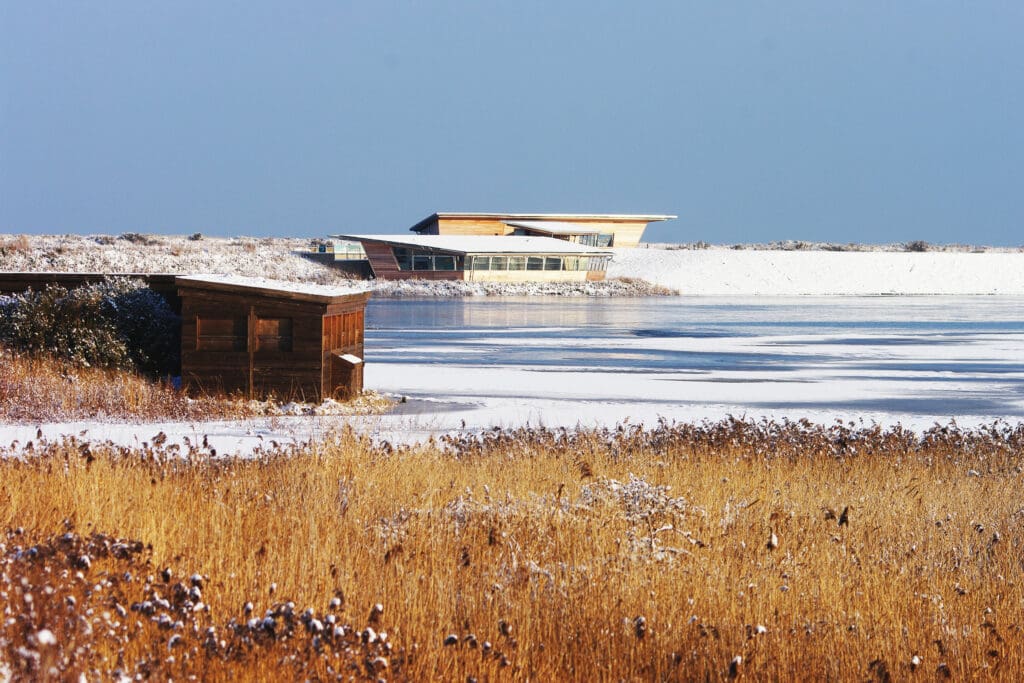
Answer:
[178,278,369,401]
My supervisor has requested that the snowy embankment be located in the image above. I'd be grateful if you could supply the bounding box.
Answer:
[610,247,1024,296]
[4,235,1019,296]
[0,233,669,296]
[5,233,1024,296]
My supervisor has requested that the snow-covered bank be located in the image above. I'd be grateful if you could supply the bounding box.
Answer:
[610,248,1024,295]
[0,233,670,296]
[8,233,1024,298]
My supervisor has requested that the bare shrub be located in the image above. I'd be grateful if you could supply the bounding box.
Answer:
[0,234,31,255]
[0,278,179,374]
[119,232,162,246]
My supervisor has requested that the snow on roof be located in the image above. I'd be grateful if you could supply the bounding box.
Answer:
[504,220,601,235]
[176,274,370,302]
[335,234,613,256]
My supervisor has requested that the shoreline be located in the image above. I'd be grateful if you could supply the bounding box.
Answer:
[4,233,1024,297]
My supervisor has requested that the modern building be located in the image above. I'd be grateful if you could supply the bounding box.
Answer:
[177,275,370,401]
[333,234,614,282]
[408,212,676,248]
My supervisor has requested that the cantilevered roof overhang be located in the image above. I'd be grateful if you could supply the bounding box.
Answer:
[335,234,612,257]
[408,212,677,233]
[503,220,601,236]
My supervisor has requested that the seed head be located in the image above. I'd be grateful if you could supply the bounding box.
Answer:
[728,655,742,678]
[634,615,647,639]
[369,602,384,623]
[35,629,57,647]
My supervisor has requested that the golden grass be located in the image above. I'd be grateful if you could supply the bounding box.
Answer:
[0,350,391,423]
[2,420,1024,680]
[0,349,253,422]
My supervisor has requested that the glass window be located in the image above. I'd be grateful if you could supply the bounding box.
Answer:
[472,256,490,270]
[597,234,614,247]
[256,317,293,352]
[413,255,432,270]
[335,241,366,259]
[434,255,455,271]
[508,256,525,270]
[527,256,544,270]
[491,256,508,270]
[579,234,598,247]
[393,247,412,270]
[197,317,246,351]
[544,257,562,271]
[563,257,579,271]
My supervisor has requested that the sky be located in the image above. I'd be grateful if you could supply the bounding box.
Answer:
[1,2,1021,245]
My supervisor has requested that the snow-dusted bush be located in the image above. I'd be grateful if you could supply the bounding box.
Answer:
[0,278,179,374]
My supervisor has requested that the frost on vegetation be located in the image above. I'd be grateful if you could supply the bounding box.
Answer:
[248,391,395,417]
[579,474,703,562]
[0,528,401,680]
[0,278,179,374]
[578,474,692,523]
[0,233,676,297]
[442,489,521,536]
[369,277,675,298]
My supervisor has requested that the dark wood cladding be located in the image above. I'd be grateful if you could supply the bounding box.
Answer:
[361,241,465,281]
[362,242,402,279]
[178,279,370,401]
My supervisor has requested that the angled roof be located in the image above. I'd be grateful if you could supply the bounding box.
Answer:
[335,234,612,256]
[504,220,601,235]
[409,211,676,233]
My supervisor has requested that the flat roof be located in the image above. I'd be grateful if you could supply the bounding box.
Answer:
[504,220,601,235]
[335,234,613,256]
[409,211,676,232]
[176,274,370,304]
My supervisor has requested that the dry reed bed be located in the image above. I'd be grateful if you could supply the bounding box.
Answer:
[2,420,1024,681]
[0,351,392,423]
[0,351,248,423]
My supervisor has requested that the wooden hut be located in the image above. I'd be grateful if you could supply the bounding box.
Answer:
[176,275,370,401]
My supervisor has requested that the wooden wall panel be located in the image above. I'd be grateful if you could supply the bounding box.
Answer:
[321,308,366,398]
[435,218,515,236]
[179,285,368,401]
[539,219,649,247]
[421,217,651,246]
[363,243,402,278]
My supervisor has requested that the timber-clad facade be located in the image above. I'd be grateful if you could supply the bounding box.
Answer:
[332,212,674,281]
[177,276,369,401]
[408,212,676,248]
[335,235,613,283]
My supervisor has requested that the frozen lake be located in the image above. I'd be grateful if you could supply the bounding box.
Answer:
[8,295,1024,455]
[363,296,1024,434]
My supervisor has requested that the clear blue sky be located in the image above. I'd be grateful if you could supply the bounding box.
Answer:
[2,2,1021,244]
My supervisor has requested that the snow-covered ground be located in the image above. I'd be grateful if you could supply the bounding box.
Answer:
[609,247,1024,295]
[3,234,1024,454]
[4,232,1024,296]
